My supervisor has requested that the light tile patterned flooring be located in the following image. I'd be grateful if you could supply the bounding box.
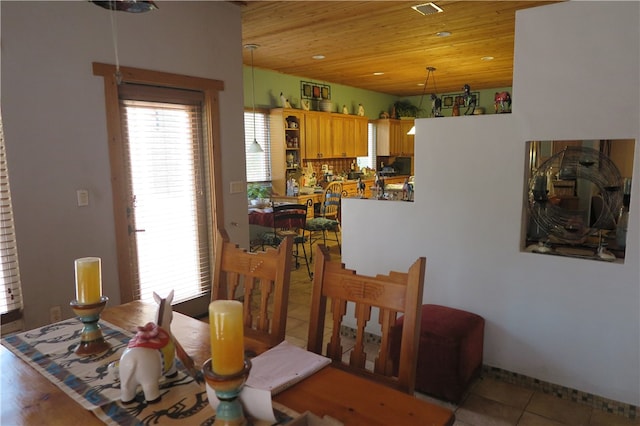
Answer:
[283,240,639,426]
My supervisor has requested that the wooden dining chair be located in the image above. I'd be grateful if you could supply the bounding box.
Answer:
[304,181,343,259]
[307,244,426,394]
[212,228,293,350]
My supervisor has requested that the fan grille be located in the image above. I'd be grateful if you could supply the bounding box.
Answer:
[411,2,443,16]
[528,146,622,243]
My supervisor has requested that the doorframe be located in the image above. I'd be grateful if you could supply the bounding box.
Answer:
[93,62,225,303]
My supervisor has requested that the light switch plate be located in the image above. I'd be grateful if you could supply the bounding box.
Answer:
[229,181,245,194]
[77,189,89,207]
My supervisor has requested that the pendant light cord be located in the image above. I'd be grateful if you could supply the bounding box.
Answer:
[417,67,438,116]
[417,67,437,111]
[417,71,430,111]
[251,47,257,143]
[109,3,122,84]
[245,44,263,153]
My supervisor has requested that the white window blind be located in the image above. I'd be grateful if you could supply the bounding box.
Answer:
[245,110,271,182]
[119,86,211,304]
[0,111,23,321]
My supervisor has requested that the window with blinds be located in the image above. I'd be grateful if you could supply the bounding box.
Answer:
[119,85,212,305]
[245,110,271,182]
[0,112,23,324]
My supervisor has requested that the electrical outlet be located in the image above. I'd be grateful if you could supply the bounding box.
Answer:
[50,305,62,323]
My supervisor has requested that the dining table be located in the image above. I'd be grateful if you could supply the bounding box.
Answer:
[0,300,455,425]
[248,207,276,227]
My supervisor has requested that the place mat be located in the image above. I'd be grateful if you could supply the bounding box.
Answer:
[2,319,296,425]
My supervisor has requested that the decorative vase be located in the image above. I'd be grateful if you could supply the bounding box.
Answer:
[319,100,333,112]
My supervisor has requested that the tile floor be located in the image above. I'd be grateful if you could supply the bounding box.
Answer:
[282,240,639,426]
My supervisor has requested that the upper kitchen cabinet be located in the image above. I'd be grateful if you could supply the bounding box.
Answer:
[272,109,369,171]
[398,119,415,156]
[375,118,414,157]
[331,114,369,158]
[352,115,369,157]
[303,111,332,159]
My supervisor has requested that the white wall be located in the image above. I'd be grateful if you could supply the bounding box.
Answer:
[342,1,639,406]
[1,1,250,329]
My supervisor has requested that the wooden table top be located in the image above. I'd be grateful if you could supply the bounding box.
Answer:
[1,301,454,426]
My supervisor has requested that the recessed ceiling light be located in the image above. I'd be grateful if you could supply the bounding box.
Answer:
[412,2,443,16]
[373,72,384,76]
[481,56,494,61]
[436,31,451,37]
[312,54,325,60]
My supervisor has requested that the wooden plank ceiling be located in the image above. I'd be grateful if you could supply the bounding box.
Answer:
[240,1,560,96]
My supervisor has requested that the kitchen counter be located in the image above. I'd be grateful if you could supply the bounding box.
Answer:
[271,175,413,212]
[342,175,412,200]
[271,193,322,219]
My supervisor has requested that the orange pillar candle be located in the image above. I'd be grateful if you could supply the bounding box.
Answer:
[209,300,245,375]
[75,257,102,305]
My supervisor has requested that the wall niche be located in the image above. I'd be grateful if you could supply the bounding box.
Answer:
[522,139,634,262]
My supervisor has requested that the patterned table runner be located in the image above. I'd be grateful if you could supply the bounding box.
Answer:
[2,319,295,425]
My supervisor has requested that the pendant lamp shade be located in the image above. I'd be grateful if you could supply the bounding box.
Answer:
[248,139,264,153]
[245,44,264,154]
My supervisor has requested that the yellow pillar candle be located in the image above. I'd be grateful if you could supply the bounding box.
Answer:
[75,257,102,305]
[209,300,245,375]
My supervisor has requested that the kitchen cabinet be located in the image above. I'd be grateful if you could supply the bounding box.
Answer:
[354,117,369,157]
[331,115,348,157]
[275,109,368,161]
[271,194,321,220]
[271,110,369,193]
[303,111,332,159]
[330,114,369,158]
[398,120,415,156]
[375,118,414,157]
[341,180,357,197]
[331,115,353,157]
[304,111,369,159]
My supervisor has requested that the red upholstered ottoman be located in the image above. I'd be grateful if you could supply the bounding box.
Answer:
[391,304,484,403]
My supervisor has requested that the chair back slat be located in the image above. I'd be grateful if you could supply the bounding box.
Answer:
[308,244,426,394]
[212,228,293,348]
[326,298,347,360]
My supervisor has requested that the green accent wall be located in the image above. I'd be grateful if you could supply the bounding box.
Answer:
[244,66,396,119]
[244,65,513,119]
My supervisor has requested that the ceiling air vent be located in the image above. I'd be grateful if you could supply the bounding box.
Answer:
[411,2,443,16]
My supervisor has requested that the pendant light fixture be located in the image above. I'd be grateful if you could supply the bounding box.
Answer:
[93,1,158,85]
[407,66,439,135]
[245,43,264,154]
[92,1,158,13]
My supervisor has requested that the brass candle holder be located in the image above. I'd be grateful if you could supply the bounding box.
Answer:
[203,358,252,426]
[69,296,110,356]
